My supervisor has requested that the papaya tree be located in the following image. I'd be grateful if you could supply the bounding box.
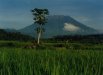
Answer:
[31,8,49,45]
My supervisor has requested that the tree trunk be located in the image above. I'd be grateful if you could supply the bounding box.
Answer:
[37,25,42,45]
[37,32,41,45]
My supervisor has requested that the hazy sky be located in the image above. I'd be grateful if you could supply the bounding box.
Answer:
[0,0,103,30]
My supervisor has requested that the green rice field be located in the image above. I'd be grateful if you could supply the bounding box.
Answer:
[0,47,103,75]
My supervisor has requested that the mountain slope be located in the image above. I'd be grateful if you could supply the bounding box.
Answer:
[4,29,18,33]
[19,15,98,38]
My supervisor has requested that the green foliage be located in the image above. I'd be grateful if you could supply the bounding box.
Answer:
[0,41,30,48]
[31,8,49,25]
[0,29,34,41]
[0,40,103,50]
[0,48,103,75]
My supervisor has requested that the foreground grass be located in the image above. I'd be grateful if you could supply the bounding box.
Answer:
[0,48,103,75]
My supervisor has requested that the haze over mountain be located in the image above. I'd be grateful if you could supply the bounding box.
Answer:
[19,15,98,38]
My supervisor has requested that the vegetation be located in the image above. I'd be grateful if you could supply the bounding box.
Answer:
[0,47,103,75]
[31,8,49,45]
[53,34,103,43]
[0,37,102,75]
[0,29,34,41]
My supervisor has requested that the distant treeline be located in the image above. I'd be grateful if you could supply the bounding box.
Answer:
[53,34,103,43]
[0,29,103,43]
[0,29,34,41]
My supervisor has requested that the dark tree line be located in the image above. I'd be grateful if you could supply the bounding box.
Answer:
[53,34,103,43]
[0,29,34,41]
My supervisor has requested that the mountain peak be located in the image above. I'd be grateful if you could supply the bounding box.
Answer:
[19,15,98,38]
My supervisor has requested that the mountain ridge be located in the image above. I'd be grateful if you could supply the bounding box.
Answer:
[18,15,98,38]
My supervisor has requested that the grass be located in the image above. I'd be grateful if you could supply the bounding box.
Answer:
[0,47,103,75]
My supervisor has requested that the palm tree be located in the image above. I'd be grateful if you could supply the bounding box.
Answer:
[31,8,49,45]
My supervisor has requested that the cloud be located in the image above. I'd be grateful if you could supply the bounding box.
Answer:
[63,23,80,32]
